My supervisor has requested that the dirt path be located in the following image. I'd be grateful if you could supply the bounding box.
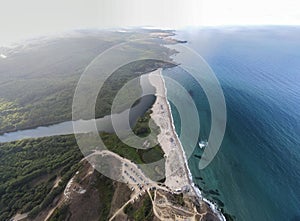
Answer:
[108,198,133,221]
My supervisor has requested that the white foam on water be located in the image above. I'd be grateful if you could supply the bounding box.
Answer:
[162,72,226,221]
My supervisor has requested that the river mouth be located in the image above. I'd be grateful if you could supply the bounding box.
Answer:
[0,74,156,143]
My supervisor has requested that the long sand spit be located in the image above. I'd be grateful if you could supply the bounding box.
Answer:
[148,68,225,221]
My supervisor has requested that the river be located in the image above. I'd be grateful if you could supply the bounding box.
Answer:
[0,74,155,143]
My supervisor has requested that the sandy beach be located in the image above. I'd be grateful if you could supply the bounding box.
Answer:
[148,69,192,190]
[148,68,225,221]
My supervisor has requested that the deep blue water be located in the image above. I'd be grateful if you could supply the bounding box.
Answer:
[164,27,300,221]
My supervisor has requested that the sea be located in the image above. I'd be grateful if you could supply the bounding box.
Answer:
[163,26,300,221]
[0,26,299,221]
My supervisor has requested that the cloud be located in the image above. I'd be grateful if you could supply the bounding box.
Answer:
[0,0,299,45]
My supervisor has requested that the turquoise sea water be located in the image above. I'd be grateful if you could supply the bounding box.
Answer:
[164,27,300,221]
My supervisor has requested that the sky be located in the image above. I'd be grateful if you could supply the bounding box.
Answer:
[0,0,300,45]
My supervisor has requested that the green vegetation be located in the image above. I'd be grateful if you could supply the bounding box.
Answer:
[95,59,175,118]
[48,169,116,221]
[93,172,115,221]
[99,107,165,182]
[134,195,153,220]
[0,104,164,220]
[101,109,163,164]
[49,204,70,221]
[0,30,177,219]
[133,109,159,137]
[0,30,176,135]
[164,191,185,207]
[100,131,164,164]
[0,98,28,133]
[173,193,185,206]
[0,135,83,220]
[124,194,154,221]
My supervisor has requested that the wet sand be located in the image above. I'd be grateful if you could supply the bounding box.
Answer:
[148,68,225,221]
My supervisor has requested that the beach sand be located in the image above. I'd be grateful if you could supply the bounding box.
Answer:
[148,68,226,221]
[149,68,194,191]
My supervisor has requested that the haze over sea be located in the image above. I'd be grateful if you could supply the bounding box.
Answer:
[164,26,300,221]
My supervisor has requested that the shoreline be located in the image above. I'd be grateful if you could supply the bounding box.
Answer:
[149,68,225,221]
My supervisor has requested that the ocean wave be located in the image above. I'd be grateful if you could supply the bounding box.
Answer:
[161,72,226,221]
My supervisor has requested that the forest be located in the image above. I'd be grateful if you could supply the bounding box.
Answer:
[0,106,164,220]
[0,29,175,220]
[0,30,176,135]
[0,135,83,220]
